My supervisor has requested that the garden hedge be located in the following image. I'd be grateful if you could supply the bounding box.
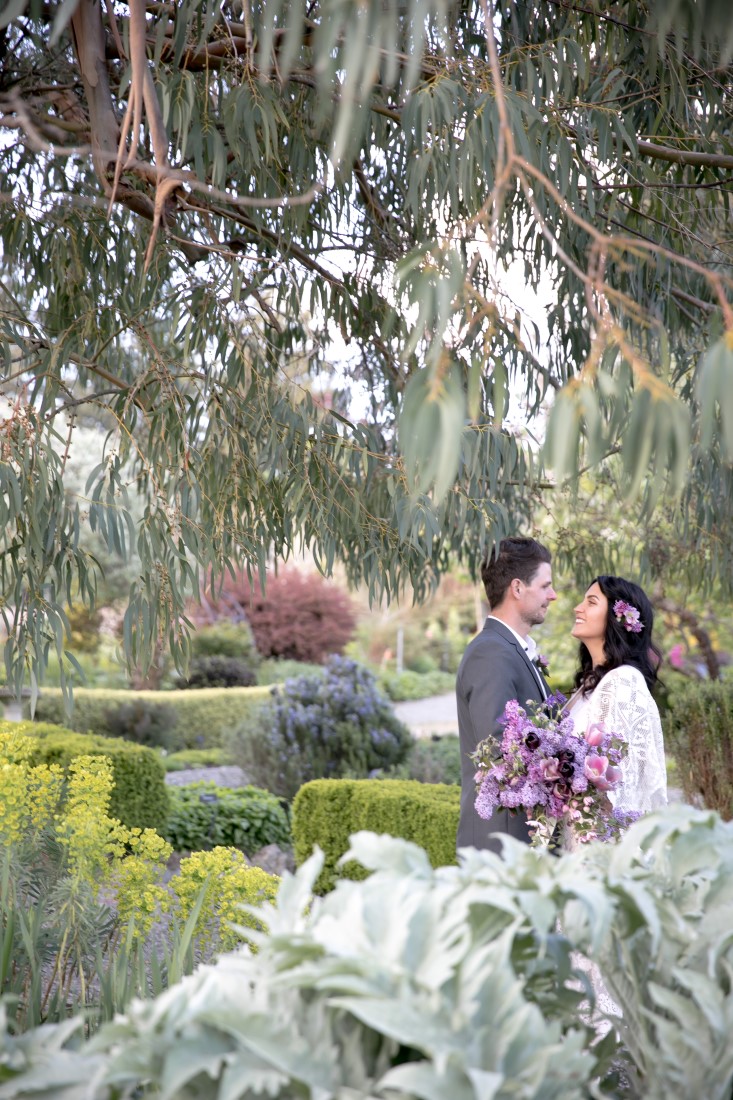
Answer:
[292,778,459,892]
[32,686,272,750]
[3,720,170,832]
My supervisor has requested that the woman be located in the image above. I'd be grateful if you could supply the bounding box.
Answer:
[567,575,667,816]
[565,576,668,1030]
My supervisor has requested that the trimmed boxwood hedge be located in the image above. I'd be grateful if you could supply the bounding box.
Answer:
[292,778,459,893]
[4,720,170,832]
[31,686,272,750]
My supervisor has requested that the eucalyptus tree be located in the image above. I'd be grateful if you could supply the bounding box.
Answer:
[1,0,733,701]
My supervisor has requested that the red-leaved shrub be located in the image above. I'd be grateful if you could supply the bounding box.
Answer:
[190,567,357,664]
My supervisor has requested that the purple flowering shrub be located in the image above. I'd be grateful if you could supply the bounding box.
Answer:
[473,696,640,845]
[230,656,412,801]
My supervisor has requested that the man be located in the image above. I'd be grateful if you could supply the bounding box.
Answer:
[456,536,556,851]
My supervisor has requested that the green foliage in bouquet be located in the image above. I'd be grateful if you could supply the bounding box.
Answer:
[292,778,459,892]
[7,807,733,1098]
[163,782,291,855]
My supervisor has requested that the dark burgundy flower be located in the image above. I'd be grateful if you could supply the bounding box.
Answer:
[525,731,541,751]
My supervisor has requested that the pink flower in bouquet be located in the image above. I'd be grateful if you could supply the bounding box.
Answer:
[584,722,605,748]
[584,754,622,791]
[539,757,562,782]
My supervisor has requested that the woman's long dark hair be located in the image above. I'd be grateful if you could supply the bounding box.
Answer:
[574,575,662,694]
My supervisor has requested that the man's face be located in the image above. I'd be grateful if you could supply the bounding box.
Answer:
[516,562,556,629]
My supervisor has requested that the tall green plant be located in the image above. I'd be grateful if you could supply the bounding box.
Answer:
[663,679,733,817]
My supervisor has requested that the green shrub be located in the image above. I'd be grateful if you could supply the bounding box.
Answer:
[33,686,272,750]
[292,778,459,892]
[104,697,179,750]
[383,735,461,785]
[229,657,412,801]
[664,678,733,817]
[7,721,170,832]
[163,748,230,771]
[257,658,325,684]
[175,656,257,689]
[163,781,290,855]
[191,620,260,664]
[377,668,456,701]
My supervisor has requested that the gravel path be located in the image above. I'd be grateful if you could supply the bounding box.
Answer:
[393,692,458,738]
[165,765,252,788]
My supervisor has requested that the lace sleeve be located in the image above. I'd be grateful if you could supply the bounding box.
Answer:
[586,666,668,814]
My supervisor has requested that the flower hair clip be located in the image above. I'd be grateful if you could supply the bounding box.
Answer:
[613,599,643,633]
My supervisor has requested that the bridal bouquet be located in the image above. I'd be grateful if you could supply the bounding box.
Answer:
[472,696,637,847]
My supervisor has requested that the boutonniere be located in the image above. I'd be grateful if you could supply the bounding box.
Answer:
[533,653,550,676]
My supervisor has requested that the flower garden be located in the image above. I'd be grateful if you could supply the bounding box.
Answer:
[0,631,732,1098]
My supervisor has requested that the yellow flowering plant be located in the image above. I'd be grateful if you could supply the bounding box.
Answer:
[0,728,282,1033]
[0,732,171,1030]
[171,847,279,953]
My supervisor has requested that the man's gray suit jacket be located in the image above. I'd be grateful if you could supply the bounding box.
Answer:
[456,617,549,852]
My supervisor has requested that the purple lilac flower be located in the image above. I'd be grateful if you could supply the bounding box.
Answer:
[475,777,499,819]
[472,696,632,845]
[613,599,644,633]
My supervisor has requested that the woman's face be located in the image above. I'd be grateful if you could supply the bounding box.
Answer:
[572,582,609,649]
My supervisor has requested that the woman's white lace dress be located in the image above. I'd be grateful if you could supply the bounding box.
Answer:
[564,664,668,1028]
[565,664,668,815]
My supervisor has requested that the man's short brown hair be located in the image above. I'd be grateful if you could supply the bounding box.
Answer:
[480,537,552,609]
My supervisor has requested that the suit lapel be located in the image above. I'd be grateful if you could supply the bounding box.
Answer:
[484,618,548,699]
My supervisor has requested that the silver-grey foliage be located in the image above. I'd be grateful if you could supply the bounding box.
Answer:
[2,806,733,1097]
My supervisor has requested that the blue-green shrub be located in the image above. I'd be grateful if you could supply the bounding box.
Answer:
[383,734,461,785]
[229,656,412,801]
